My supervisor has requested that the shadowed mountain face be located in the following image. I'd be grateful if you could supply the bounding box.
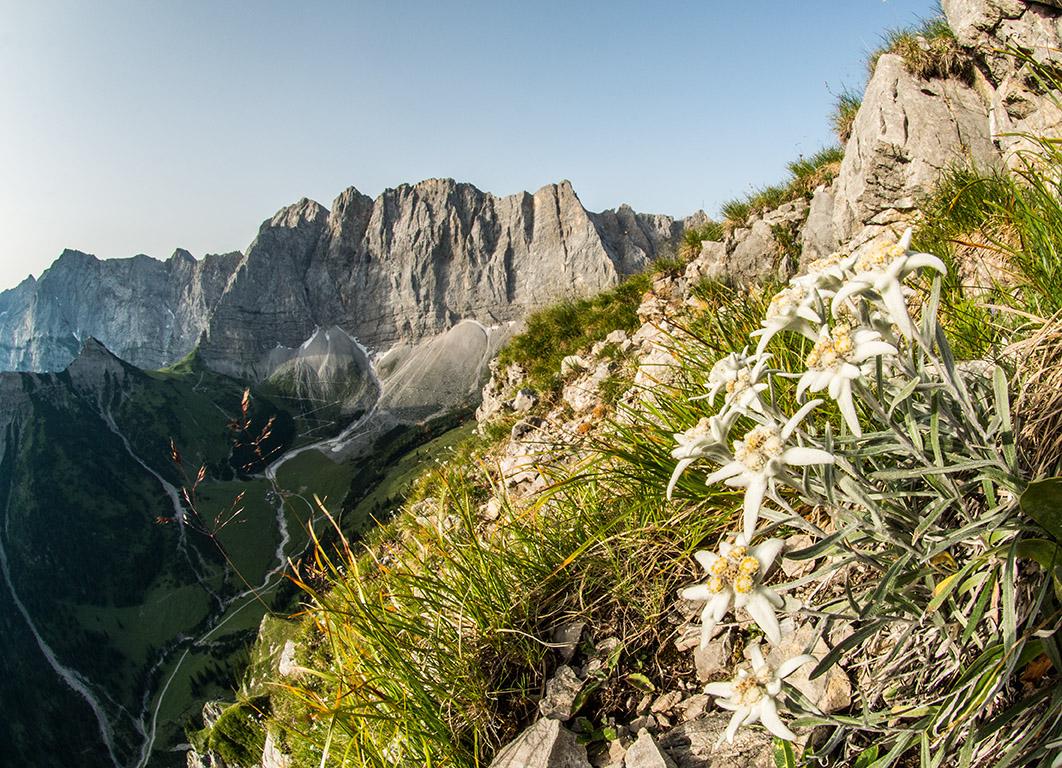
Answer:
[1,178,695,378]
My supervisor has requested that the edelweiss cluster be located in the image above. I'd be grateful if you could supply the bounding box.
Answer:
[669,228,946,744]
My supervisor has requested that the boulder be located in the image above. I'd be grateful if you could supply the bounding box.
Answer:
[799,183,839,262]
[766,623,852,715]
[489,719,591,768]
[832,53,997,245]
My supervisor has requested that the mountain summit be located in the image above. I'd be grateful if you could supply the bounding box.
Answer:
[0,179,698,376]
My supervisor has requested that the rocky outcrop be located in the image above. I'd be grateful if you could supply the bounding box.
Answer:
[831,52,997,248]
[945,0,1062,158]
[0,248,240,373]
[1,180,694,377]
[693,200,808,286]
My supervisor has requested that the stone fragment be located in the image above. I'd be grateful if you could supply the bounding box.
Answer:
[539,665,585,720]
[512,388,538,412]
[561,354,590,376]
[694,636,731,683]
[650,690,683,714]
[780,534,816,579]
[552,621,586,662]
[679,693,710,722]
[623,729,677,768]
[489,718,591,768]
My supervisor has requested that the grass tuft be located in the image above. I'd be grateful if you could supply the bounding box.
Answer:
[720,146,843,228]
[831,90,862,144]
[869,15,972,82]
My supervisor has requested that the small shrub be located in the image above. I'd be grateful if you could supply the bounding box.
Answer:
[721,147,843,227]
[720,198,752,227]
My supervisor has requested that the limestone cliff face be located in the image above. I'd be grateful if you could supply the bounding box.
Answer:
[1,179,691,377]
[197,179,687,377]
[0,249,240,372]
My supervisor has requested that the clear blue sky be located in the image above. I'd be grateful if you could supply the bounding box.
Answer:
[0,0,939,291]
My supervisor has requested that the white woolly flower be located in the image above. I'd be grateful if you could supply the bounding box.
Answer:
[705,401,834,540]
[705,642,816,743]
[680,535,785,646]
[721,353,771,417]
[667,411,738,499]
[831,228,947,339]
[800,249,856,288]
[752,282,830,355]
[796,323,897,437]
[703,348,764,405]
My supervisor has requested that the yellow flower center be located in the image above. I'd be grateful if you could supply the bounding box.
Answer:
[733,573,755,594]
[854,238,906,274]
[702,546,762,594]
[806,249,849,274]
[739,555,760,575]
[734,425,783,471]
[766,284,807,320]
[805,323,855,371]
[733,675,765,705]
[725,369,752,397]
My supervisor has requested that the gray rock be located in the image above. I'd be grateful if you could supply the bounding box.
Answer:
[512,388,538,412]
[489,718,591,768]
[261,731,290,768]
[624,729,677,768]
[694,636,731,683]
[780,534,816,579]
[832,53,998,244]
[678,694,710,722]
[539,665,585,720]
[552,621,586,662]
[561,354,590,376]
[799,183,839,262]
[659,714,775,768]
[629,714,657,732]
[650,691,683,714]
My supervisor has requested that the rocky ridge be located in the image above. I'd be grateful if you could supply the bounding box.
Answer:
[1,180,697,379]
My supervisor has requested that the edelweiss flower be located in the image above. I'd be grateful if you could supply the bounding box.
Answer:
[705,401,833,540]
[705,643,815,743]
[796,323,897,437]
[680,535,785,646]
[831,229,947,339]
[752,282,828,355]
[797,249,855,289]
[703,348,762,403]
[667,411,738,499]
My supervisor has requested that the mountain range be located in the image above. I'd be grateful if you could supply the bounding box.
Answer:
[1,178,698,377]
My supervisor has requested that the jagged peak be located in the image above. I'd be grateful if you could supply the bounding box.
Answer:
[266,197,329,230]
[56,248,99,265]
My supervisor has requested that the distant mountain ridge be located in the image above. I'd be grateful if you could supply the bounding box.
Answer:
[1,178,700,376]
